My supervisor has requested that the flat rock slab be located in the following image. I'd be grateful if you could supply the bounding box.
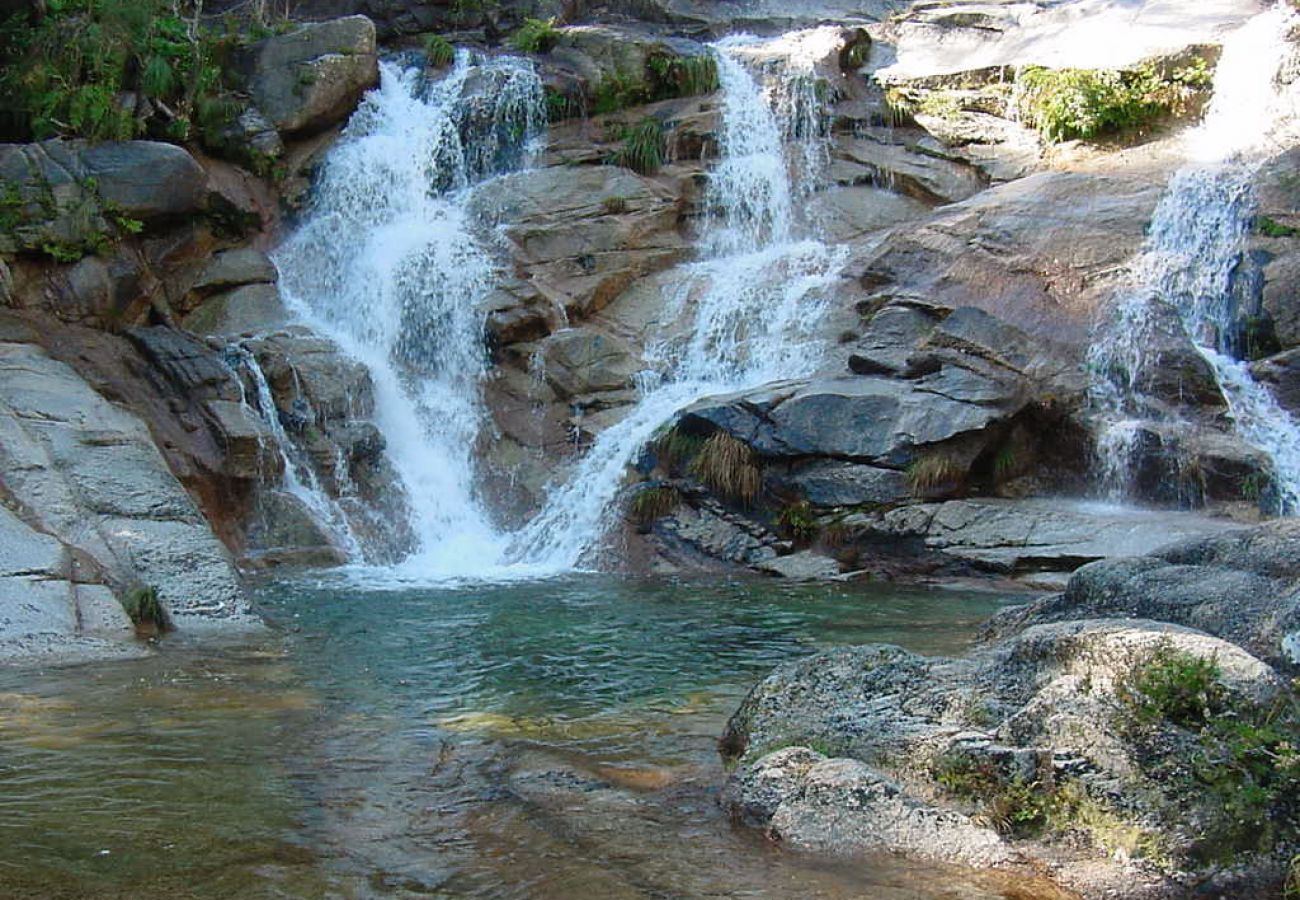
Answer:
[877,498,1245,573]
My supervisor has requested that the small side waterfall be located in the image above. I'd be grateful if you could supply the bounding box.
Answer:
[227,344,363,556]
[509,31,847,569]
[1089,6,1300,512]
[273,53,545,576]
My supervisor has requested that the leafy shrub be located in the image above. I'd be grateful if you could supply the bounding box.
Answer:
[777,500,817,542]
[689,431,760,506]
[616,117,666,174]
[509,17,559,54]
[0,0,240,142]
[1016,59,1211,142]
[1119,642,1224,728]
[424,33,455,68]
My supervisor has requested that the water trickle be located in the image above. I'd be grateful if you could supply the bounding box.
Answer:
[227,344,362,556]
[509,33,847,569]
[273,53,545,576]
[1089,6,1300,512]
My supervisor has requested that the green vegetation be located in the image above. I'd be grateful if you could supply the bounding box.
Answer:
[509,17,559,54]
[0,0,245,143]
[689,431,761,507]
[122,584,169,633]
[1117,643,1300,860]
[906,450,966,494]
[1118,643,1223,728]
[652,426,705,471]
[592,72,650,116]
[931,751,1048,836]
[616,117,666,174]
[1257,215,1300,238]
[647,52,718,100]
[777,500,817,543]
[629,484,682,525]
[424,34,455,68]
[1016,59,1211,143]
[1287,854,1300,899]
[601,195,629,215]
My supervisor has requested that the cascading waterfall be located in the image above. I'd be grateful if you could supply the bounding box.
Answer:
[509,31,847,569]
[1089,6,1300,512]
[273,52,545,576]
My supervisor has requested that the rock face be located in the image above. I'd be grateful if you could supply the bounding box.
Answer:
[720,518,1300,899]
[0,140,208,255]
[235,16,379,137]
[0,341,254,654]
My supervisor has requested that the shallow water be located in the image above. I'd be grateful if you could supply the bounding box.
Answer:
[0,576,1069,899]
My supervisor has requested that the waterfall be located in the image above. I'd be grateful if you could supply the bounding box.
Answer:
[273,53,545,577]
[508,31,847,569]
[227,344,363,556]
[1089,6,1300,512]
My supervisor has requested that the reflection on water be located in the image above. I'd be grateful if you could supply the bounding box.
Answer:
[0,576,1069,899]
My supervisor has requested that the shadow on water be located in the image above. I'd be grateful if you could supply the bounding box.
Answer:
[0,575,1073,899]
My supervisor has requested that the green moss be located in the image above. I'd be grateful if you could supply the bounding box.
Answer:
[592,72,650,116]
[424,33,455,68]
[1016,59,1211,143]
[1257,216,1300,238]
[509,17,559,54]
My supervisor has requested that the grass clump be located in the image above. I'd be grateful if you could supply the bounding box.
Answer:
[1016,59,1211,143]
[629,484,682,525]
[591,72,650,116]
[689,431,761,507]
[932,752,1048,836]
[616,117,666,175]
[652,426,705,471]
[424,34,455,68]
[121,585,169,634]
[0,0,242,143]
[601,195,629,215]
[509,17,559,54]
[647,52,719,100]
[906,450,966,495]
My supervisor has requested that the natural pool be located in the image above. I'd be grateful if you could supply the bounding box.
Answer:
[0,576,1070,899]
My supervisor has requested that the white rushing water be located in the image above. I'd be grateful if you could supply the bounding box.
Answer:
[508,32,847,570]
[274,52,545,576]
[1089,5,1300,513]
[275,34,847,579]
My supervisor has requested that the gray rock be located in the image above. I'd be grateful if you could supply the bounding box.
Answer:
[190,248,279,296]
[833,135,988,205]
[235,16,379,137]
[184,283,290,337]
[755,551,842,580]
[0,140,207,254]
[0,341,252,640]
[537,328,643,399]
[775,460,909,507]
[1001,519,1300,670]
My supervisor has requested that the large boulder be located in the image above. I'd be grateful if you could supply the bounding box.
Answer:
[721,615,1296,899]
[0,341,253,642]
[235,16,379,137]
[0,140,207,255]
[994,519,1300,671]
